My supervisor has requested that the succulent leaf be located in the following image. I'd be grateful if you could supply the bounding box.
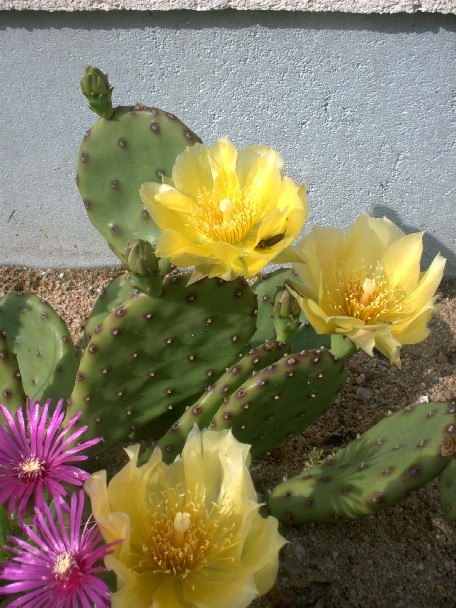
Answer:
[0,293,78,402]
[77,74,202,261]
[211,348,347,458]
[156,340,287,462]
[68,274,258,455]
[269,402,456,522]
[0,330,26,411]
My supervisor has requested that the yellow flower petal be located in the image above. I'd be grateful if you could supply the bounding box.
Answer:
[141,138,307,280]
[171,142,214,199]
[290,212,446,365]
[86,427,285,608]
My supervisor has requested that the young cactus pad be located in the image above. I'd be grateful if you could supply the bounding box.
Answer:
[77,67,202,260]
[68,274,258,455]
[211,348,348,459]
[0,293,78,402]
[156,340,288,462]
[269,402,456,523]
[0,331,25,412]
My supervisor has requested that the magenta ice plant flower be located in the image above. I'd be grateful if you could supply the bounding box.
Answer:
[0,490,115,607]
[0,398,100,517]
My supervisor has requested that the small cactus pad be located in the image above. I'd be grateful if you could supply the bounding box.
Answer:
[68,274,257,455]
[0,293,78,402]
[0,331,25,412]
[77,104,201,260]
[157,340,287,462]
[82,274,134,349]
[269,402,456,523]
[211,348,347,458]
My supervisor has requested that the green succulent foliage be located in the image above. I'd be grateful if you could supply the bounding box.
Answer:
[250,269,296,347]
[211,348,347,459]
[269,402,455,523]
[0,293,78,402]
[0,506,11,564]
[69,274,258,455]
[77,67,202,261]
[157,340,287,462]
[250,269,331,352]
[0,331,25,412]
[440,453,456,521]
[82,274,135,350]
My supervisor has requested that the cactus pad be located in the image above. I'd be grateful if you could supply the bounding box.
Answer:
[0,331,25,411]
[156,340,287,462]
[82,274,134,349]
[269,402,456,522]
[69,274,257,454]
[77,104,201,260]
[0,293,78,402]
[211,348,347,458]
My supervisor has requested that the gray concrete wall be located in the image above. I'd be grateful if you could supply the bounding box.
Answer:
[1,10,455,274]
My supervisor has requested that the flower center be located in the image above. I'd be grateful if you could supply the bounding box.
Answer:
[53,550,82,589]
[192,185,269,244]
[135,488,237,579]
[326,265,408,324]
[17,456,45,482]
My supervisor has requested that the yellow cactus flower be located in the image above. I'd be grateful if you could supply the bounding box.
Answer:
[84,427,286,608]
[288,213,445,367]
[140,138,308,283]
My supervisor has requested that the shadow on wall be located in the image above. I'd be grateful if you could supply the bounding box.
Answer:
[372,205,456,277]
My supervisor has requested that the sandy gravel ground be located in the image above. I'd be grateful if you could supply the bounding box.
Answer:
[0,266,454,608]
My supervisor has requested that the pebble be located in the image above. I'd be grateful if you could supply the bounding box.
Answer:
[355,387,371,401]
[436,352,449,364]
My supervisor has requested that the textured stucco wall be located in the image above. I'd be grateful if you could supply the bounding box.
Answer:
[0,10,455,274]
[1,1,455,13]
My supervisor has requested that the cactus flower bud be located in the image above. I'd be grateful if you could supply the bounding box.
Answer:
[271,286,301,344]
[80,66,114,119]
[126,239,158,277]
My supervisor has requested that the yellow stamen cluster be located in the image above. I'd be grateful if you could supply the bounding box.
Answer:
[326,265,407,324]
[135,487,237,579]
[192,186,269,244]
[17,456,45,480]
[53,551,75,578]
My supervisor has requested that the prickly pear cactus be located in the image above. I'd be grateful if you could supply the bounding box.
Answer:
[69,274,258,455]
[82,274,134,349]
[269,402,456,522]
[440,435,456,521]
[0,293,78,402]
[0,331,25,411]
[157,340,288,462]
[211,348,347,458]
[77,66,202,261]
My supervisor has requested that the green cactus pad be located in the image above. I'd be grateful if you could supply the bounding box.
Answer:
[82,274,135,349]
[156,340,287,462]
[0,331,25,411]
[211,348,347,458]
[440,450,456,521]
[68,274,257,455]
[0,293,78,402]
[269,402,456,523]
[77,104,201,260]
